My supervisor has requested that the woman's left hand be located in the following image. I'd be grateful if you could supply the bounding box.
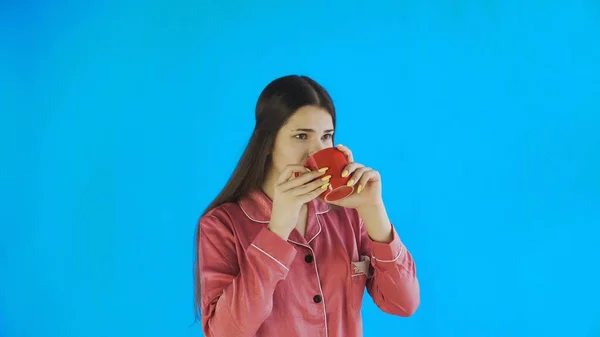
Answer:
[328,144,384,209]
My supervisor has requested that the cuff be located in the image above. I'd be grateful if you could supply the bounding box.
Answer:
[250,226,297,271]
[370,226,405,263]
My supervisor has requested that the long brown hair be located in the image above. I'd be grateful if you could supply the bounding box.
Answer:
[194,75,337,319]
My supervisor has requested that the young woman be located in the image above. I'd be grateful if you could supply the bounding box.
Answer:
[194,75,420,337]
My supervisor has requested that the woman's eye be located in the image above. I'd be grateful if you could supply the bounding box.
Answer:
[323,134,333,140]
[294,134,308,140]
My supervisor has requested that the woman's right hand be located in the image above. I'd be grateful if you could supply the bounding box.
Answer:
[268,165,331,239]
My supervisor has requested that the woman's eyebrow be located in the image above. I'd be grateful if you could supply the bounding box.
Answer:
[292,128,334,133]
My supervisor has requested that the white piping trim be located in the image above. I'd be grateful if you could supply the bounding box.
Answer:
[287,214,328,337]
[315,203,331,215]
[250,243,289,271]
[372,245,404,263]
[313,250,329,337]
[284,202,326,245]
[311,214,329,337]
[238,202,269,223]
[306,215,322,244]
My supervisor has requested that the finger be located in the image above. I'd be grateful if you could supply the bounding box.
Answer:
[346,166,370,187]
[277,165,311,185]
[291,175,331,196]
[341,162,364,178]
[356,170,379,194]
[289,169,311,181]
[298,181,329,203]
[277,165,309,184]
[279,167,328,190]
[336,144,354,163]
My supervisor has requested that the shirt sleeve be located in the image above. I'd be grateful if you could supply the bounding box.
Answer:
[198,211,298,336]
[359,219,420,317]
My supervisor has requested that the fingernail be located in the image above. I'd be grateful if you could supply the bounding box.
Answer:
[321,175,331,181]
[357,185,363,194]
[306,168,311,172]
[318,167,328,173]
[321,183,329,190]
[346,179,354,186]
[341,170,349,177]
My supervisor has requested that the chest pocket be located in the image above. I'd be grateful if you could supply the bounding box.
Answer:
[349,255,371,309]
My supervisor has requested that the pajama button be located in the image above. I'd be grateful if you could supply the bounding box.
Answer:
[313,295,322,303]
[304,255,314,263]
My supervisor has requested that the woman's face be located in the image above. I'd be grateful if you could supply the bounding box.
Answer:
[270,105,334,177]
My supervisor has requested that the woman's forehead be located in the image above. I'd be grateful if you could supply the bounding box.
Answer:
[285,106,334,130]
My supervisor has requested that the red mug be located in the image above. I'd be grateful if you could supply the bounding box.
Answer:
[305,147,354,202]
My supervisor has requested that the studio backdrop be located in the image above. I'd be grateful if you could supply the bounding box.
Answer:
[1,1,599,337]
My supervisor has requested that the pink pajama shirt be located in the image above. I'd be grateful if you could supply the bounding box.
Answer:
[198,189,419,337]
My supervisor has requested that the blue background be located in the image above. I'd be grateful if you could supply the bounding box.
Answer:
[2,1,599,336]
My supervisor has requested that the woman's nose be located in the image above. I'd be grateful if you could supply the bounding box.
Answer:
[308,144,329,157]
